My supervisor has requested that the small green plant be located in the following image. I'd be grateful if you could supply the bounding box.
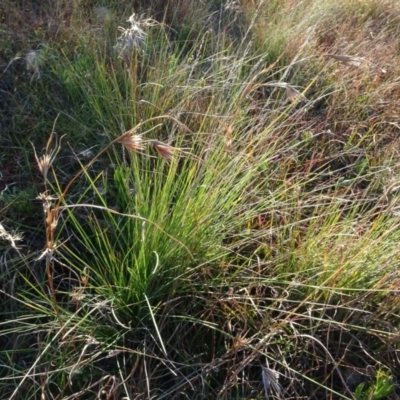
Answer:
[354,369,395,400]
[0,185,35,212]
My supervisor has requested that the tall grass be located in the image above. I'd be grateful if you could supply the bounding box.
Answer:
[1,0,400,398]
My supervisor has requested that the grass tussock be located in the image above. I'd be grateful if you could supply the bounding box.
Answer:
[1,0,400,399]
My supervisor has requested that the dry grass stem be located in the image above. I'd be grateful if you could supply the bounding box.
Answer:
[35,189,63,327]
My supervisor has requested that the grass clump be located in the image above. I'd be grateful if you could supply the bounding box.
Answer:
[1,0,400,399]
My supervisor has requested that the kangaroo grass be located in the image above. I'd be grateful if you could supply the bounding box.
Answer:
[2,0,400,398]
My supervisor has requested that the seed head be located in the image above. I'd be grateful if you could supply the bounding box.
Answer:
[325,54,368,67]
[36,154,52,180]
[116,132,144,152]
[150,140,174,161]
[285,85,308,103]
[31,131,64,181]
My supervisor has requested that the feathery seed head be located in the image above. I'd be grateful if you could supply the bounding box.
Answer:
[116,132,144,152]
[36,154,52,180]
[114,13,147,58]
[31,131,64,181]
[150,140,174,161]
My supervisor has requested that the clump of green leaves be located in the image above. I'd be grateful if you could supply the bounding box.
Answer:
[354,369,395,400]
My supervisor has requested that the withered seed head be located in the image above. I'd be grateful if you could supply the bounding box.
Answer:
[36,154,52,180]
[150,140,174,161]
[324,54,368,67]
[31,130,64,181]
[285,85,308,103]
[116,132,144,152]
